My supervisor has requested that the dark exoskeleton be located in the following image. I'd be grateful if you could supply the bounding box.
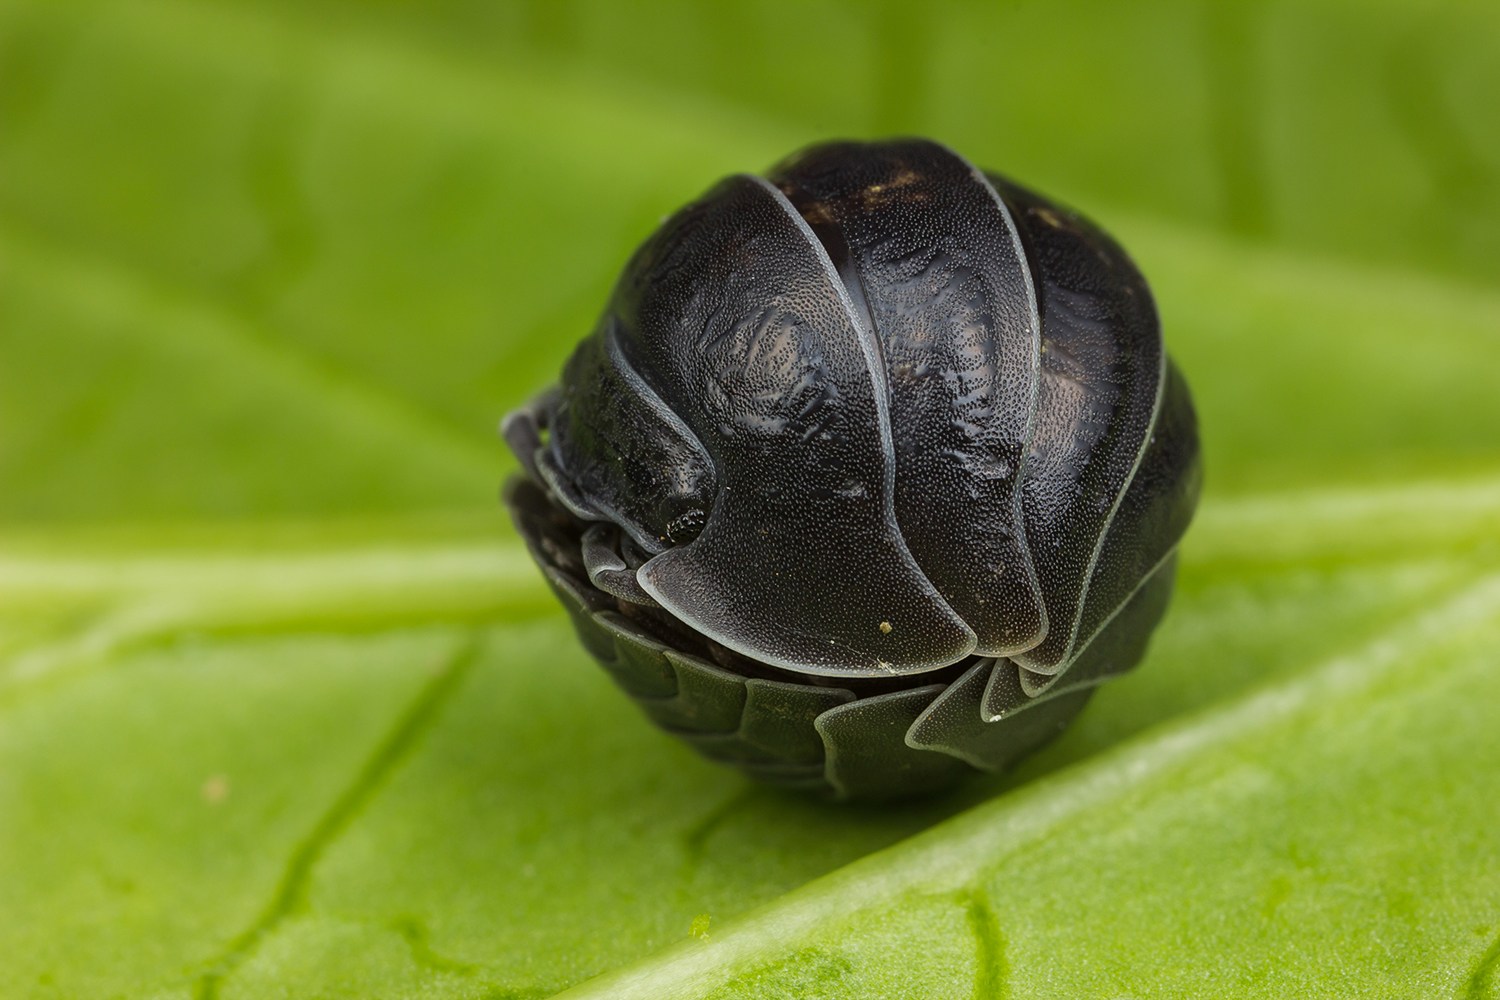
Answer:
[504,139,1201,800]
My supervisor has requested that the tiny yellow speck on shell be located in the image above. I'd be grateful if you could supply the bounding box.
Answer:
[879,621,892,633]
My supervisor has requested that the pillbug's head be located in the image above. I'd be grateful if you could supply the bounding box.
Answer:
[503,138,1200,799]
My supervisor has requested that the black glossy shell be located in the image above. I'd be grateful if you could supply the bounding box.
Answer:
[504,139,1200,799]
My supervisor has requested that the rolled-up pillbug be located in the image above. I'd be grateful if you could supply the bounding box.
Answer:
[503,138,1200,800]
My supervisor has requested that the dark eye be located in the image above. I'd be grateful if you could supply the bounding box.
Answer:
[665,508,708,546]
[503,138,1201,801]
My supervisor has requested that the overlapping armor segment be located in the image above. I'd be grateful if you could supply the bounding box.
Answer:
[1034,362,1199,686]
[506,477,1161,798]
[599,173,975,675]
[505,478,974,800]
[543,325,717,554]
[988,175,1172,676]
[770,140,1048,658]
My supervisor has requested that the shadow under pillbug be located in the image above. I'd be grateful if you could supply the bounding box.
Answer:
[503,138,1201,800]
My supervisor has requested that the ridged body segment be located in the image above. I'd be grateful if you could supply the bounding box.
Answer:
[994,175,1169,674]
[607,174,975,674]
[769,141,1048,658]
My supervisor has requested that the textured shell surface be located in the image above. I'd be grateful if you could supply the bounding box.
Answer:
[503,138,1201,799]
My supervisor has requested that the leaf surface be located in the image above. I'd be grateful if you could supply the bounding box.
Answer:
[2,1,1499,998]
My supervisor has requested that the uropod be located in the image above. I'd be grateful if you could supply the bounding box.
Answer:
[503,139,1201,800]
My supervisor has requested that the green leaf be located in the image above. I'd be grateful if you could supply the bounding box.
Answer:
[2,1,1499,998]
[556,500,1500,999]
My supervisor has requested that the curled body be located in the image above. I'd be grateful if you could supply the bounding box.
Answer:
[504,139,1201,799]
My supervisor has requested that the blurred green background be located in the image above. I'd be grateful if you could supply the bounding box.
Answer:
[3,0,1499,526]
[2,2,1500,999]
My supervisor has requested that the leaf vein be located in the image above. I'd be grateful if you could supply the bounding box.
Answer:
[190,633,482,1000]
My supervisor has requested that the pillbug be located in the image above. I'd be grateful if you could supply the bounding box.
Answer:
[504,138,1200,799]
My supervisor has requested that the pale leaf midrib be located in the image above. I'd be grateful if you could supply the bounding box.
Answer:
[0,541,547,695]
[0,543,537,598]
[2,474,1493,600]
